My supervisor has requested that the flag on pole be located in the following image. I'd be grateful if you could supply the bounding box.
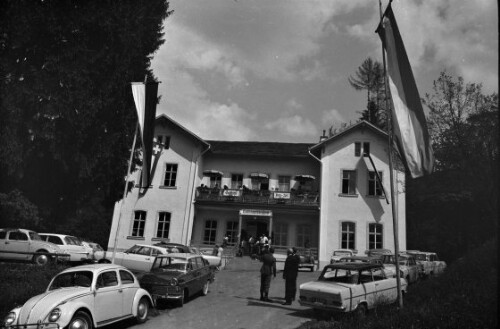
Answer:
[377,4,434,178]
[131,82,159,188]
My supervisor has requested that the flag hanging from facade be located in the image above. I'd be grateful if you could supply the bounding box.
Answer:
[131,82,159,188]
[377,4,434,178]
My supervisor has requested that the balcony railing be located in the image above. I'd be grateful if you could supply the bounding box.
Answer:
[195,187,319,206]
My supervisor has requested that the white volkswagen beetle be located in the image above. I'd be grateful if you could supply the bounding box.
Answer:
[3,264,153,329]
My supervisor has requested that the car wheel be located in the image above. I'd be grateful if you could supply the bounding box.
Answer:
[354,303,367,318]
[33,251,50,266]
[67,311,92,329]
[201,281,209,296]
[136,297,149,324]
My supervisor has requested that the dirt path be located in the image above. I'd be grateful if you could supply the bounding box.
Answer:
[127,256,319,329]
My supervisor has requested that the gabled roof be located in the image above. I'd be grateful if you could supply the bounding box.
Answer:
[205,140,315,158]
[309,120,387,153]
[155,114,209,148]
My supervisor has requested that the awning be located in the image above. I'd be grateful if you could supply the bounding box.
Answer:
[249,172,269,180]
[294,174,316,182]
[203,170,223,177]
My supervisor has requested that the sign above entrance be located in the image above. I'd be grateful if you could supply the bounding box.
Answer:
[239,209,273,217]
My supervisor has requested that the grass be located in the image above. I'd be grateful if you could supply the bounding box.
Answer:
[297,238,497,329]
[0,263,69,316]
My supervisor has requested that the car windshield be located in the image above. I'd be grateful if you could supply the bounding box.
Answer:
[30,232,42,241]
[152,257,188,271]
[64,236,81,245]
[49,271,93,290]
[320,268,359,284]
[93,244,104,251]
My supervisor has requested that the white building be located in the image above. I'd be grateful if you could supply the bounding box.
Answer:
[108,114,406,268]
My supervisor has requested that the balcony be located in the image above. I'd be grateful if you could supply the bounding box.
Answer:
[195,187,319,207]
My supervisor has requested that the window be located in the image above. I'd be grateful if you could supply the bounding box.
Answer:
[204,220,217,244]
[368,171,384,196]
[226,221,238,244]
[0,231,6,239]
[132,211,146,237]
[156,212,171,239]
[119,270,135,284]
[9,231,28,241]
[341,170,357,195]
[210,175,221,188]
[368,223,383,249]
[341,222,356,249]
[355,142,361,157]
[363,142,370,156]
[156,135,170,149]
[278,176,291,192]
[163,163,178,187]
[296,224,312,248]
[273,223,288,246]
[97,271,118,288]
[231,174,243,189]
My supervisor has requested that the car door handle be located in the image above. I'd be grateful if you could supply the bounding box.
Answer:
[145,258,150,260]
[5,241,9,244]
[118,289,123,293]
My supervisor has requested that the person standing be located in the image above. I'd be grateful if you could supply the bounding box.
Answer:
[259,247,276,302]
[282,247,300,305]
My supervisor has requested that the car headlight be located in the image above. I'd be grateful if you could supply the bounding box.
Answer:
[4,312,16,326]
[48,308,61,322]
[170,278,178,286]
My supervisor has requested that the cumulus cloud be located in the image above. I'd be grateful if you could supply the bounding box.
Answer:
[322,109,345,125]
[264,115,318,139]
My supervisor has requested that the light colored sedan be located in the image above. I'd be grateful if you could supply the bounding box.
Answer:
[299,263,407,316]
[380,254,420,284]
[104,244,170,272]
[189,246,222,268]
[39,233,91,263]
[3,264,153,329]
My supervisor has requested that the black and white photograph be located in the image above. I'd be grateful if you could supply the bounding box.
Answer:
[0,1,497,328]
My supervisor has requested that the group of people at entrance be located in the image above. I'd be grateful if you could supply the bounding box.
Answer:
[259,247,300,305]
[247,233,271,256]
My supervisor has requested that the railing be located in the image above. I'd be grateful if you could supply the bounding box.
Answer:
[195,187,319,206]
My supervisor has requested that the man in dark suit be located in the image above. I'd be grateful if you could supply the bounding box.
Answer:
[282,247,300,305]
[259,247,276,301]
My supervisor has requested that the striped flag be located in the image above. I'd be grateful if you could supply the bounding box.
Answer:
[377,4,434,178]
[131,82,159,188]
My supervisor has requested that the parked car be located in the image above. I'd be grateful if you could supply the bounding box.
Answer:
[380,254,420,283]
[39,233,91,263]
[330,249,354,264]
[338,256,396,278]
[274,249,316,272]
[299,263,407,316]
[0,228,68,265]
[137,253,215,307]
[81,241,108,262]
[405,251,446,277]
[3,264,153,329]
[189,246,222,268]
[365,248,393,258]
[153,241,191,253]
[102,244,170,272]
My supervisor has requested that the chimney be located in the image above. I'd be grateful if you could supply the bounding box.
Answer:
[319,130,327,142]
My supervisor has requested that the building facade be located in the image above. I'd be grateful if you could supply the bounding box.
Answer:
[108,115,406,268]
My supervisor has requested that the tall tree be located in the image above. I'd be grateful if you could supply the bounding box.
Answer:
[0,0,172,246]
[349,57,386,129]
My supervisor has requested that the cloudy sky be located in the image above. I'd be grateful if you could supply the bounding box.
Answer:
[151,0,498,143]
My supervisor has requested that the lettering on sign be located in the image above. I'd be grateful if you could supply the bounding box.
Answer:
[223,190,241,197]
[273,192,290,199]
[239,209,273,217]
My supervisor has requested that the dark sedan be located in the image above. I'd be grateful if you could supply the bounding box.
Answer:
[138,253,215,307]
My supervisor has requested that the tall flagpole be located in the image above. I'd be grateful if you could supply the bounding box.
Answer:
[379,0,403,308]
[111,122,139,263]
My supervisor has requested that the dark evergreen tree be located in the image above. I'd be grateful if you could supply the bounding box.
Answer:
[0,0,172,246]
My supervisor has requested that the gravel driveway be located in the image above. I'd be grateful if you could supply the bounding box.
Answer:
[126,255,320,329]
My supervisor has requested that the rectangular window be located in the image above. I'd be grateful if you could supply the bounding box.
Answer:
[204,220,217,245]
[231,174,243,189]
[363,142,370,156]
[368,223,383,249]
[132,211,147,237]
[163,163,178,187]
[341,222,356,250]
[278,176,290,192]
[296,224,312,248]
[368,171,383,196]
[273,223,288,246]
[210,176,221,188]
[341,170,357,195]
[156,135,171,149]
[156,212,171,239]
[355,142,361,157]
[225,221,238,244]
